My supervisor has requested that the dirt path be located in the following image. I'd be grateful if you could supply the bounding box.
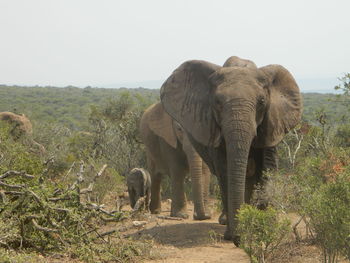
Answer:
[125,202,250,263]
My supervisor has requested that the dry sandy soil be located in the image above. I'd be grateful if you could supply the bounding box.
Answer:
[126,201,250,263]
[121,200,349,263]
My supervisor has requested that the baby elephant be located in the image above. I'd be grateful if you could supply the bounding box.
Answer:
[126,168,151,211]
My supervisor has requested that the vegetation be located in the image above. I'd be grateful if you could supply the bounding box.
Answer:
[237,205,291,263]
[1,76,350,262]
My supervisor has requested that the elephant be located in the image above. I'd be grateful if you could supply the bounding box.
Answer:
[126,168,151,211]
[140,102,211,220]
[223,56,257,69]
[0,111,33,139]
[160,56,302,244]
[0,111,45,155]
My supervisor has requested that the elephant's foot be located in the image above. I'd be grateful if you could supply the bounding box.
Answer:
[224,229,240,247]
[170,211,189,219]
[193,212,211,221]
[150,208,161,214]
[218,212,227,225]
[170,209,189,219]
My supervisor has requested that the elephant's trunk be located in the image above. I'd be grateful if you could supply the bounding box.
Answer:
[222,107,256,243]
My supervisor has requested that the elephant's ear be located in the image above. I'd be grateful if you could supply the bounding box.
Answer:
[147,103,178,148]
[257,65,303,147]
[160,60,221,147]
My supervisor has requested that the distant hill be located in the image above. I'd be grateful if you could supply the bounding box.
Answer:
[297,77,340,93]
[0,85,347,132]
[102,77,340,94]
[102,80,164,90]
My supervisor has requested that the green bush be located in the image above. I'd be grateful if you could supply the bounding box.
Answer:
[304,173,350,262]
[237,205,291,263]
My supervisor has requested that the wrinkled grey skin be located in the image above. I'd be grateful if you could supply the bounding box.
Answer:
[160,56,302,245]
[223,56,257,69]
[140,103,211,220]
[218,56,259,225]
[126,168,151,211]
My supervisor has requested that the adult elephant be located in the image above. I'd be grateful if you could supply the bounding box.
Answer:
[140,102,211,220]
[0,111,45,155]
[160,57,302,244]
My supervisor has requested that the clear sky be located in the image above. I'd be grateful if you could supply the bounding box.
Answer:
[0,0,349,90]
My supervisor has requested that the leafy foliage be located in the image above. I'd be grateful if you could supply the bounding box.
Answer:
[237,205,291,263]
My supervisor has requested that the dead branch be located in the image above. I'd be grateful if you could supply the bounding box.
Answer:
[60,161,76,182]
[51,207,71,213]
[98,229,116,237]
[0,190,7,203]
[80,164,107,194]
[0,170,34,180]
[31,219,58,233]
[156,215,184,221]
[3,190,24,195]
[0,240,9,249]
[0,181,24,189]
[292,215,305,242]
[48,196,72,202]
[27,190,44,207]
[69,160,85,190]
[132,196,146,212]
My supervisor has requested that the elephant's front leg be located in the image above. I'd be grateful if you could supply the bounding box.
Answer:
[217,174,228,225]
[169,164,188,219]
[199,161,212,220]
[254,146,278,210]
[150,171,162,214]
[183,136,210,220]
[263,146,278,171]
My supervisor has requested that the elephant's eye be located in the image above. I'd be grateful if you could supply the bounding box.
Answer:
[257,97,266,106]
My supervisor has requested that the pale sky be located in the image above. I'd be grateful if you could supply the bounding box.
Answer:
[0,0,349,91]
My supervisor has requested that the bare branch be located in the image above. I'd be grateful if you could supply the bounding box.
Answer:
[0,191,7,203]
[98,229,116,237]
[292,215,305,242]
[51,207,71,213]
[31,219,58,233]
[3,191,24,195]
[0,170,34,180]
[70,160,85,190]
[80,164,108,194]
[156,215,184,221]
[132,196,145,212]
[60,161,76,182]
[0,181,24,189]
[27,190,44,207]
[48,196,71,202]
[282,140,292,165]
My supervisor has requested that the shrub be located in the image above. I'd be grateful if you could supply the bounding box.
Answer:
[304,173,350,262]
[237,205,291,263]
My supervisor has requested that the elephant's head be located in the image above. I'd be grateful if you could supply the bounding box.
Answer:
[160,59,302,242]
[223,56,257,69]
